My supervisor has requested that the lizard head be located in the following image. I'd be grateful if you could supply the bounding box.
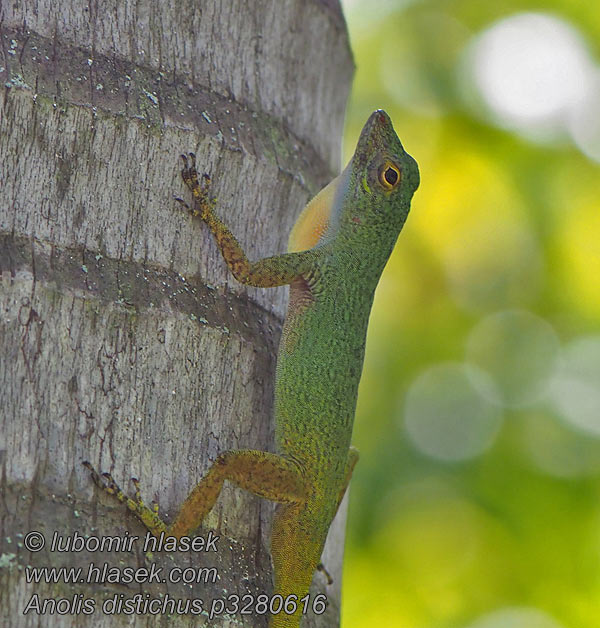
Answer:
[343,109,419,233]
[288,110,419,255]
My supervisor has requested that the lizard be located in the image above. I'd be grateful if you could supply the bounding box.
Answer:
[84,109,419,627]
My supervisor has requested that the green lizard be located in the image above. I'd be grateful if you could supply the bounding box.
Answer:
[85,109,419,627]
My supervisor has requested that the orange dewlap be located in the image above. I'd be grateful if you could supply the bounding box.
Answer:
[287,175,341,253]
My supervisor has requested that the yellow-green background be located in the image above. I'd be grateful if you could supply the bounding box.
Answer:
[339,1,600,627]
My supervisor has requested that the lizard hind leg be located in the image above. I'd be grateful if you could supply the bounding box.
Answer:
[84,452,308,540]
[168,450,308,538]
[83,449,306,538]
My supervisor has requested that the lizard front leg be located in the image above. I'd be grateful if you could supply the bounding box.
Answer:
[84,452,308,539]
[178,153,317,287]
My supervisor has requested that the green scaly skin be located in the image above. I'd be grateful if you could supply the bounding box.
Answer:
[85,110,419,627]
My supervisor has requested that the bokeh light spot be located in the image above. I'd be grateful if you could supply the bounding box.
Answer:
[465,310,560,407]
[464,13,592,137]
[568,69,600,163]
[404,363,502,461]
[548,336,600,437]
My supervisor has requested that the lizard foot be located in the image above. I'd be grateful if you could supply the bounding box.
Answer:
[316,562,333,585]
[179,152,214,219]
[83,461,168,537]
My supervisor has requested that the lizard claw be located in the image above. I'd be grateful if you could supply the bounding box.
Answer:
[82,460,104,488]
[178,152,214,219]
[174,195,198,217]
[180,152,201,192]
[316,562,334,585]
[83,461,169,536]
[83,461,127,502]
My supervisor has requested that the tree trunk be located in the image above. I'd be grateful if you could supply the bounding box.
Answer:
[0,2,353,627]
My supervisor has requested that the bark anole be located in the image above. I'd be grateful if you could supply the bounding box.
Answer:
[85,110,419,627]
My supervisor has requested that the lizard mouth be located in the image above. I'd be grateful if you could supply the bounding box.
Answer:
[357,110,395,148]
[366,109,392,131]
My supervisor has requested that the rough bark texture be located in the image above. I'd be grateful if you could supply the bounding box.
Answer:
[0,1,353,626]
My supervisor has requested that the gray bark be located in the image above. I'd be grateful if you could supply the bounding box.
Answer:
[0,1,353,626]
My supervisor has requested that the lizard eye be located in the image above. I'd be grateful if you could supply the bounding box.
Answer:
[378,162,401,190]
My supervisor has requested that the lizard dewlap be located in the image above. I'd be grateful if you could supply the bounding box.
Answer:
[86,110,419,628]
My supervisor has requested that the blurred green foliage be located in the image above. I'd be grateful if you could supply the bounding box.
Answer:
[339,1,600,627]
